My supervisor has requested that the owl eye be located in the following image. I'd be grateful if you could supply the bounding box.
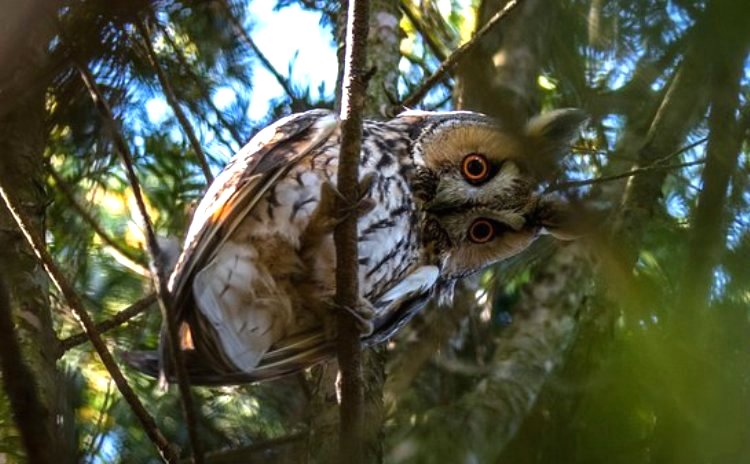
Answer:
[467,218,497,244]
[461,153,491,184]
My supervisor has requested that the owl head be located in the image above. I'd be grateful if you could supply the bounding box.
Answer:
[402,108,587,279]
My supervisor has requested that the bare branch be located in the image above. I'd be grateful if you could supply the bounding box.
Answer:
[395,0,521,112]
[0,273,55,464]
[136,19,213,184]
[548,159,706,192]
[59,293,157,354]
[335,0,371,461]
[76,61,204,464]
[0,184,179,463]
[47,167,150,276]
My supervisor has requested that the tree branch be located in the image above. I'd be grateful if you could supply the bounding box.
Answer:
[157,21,245,147]
[76,61,204,464]
[136,19,213,184]
[218,0,297,103]
[677,38,748,322]
[335,0,371,462]
[384,288,473,409]
[48,167,150,276]
[58,293,157,354]
[0,272,55,464]
[0,184,179,463]
[399,0,448,62]
[400,246,588,462]
[547,159,706,192]
[200,432,306,464]
[395,0,521,112]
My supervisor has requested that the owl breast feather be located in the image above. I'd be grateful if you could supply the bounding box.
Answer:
[189,119,426,373]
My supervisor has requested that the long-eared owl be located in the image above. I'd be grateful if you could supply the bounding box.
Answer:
[127,108,586,385]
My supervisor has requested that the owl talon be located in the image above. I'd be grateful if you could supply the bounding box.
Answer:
[316,173,376,232]
[318,298,376,341]
[338,297,376,336]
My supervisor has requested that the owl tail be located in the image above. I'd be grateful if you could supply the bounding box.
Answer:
[122,327,335,386]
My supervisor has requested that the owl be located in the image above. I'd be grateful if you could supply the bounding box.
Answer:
[126,108,586,385]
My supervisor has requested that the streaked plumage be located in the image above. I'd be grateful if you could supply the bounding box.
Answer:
[126,108,585,385]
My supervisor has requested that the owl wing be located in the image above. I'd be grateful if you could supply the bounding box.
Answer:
[127,110,438,385]
[366,265,440,344]
[126,264,441,386]
[154,109,338,378]
[169,109,337,303]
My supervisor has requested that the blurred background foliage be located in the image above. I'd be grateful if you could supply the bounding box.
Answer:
[0,0,749,463]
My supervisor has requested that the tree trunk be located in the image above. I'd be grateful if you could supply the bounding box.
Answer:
[0,1,76,461]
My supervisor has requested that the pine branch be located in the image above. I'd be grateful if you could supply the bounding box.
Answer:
[218,0,297,103]
[395,0,521,112]
[136,19,213,184]
[335,0,371,462]
[157,21,245,147]
[48,167,150,276]
[400,0,448,62]
[58,293,157,354]
[76,61,204,464]
[0,184,179,463]
[0,273,55,464]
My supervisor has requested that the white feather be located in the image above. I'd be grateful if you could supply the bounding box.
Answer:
[193,241,290,371]
[378,265,439,305]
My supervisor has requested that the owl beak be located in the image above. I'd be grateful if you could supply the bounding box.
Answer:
[424,190,462,214]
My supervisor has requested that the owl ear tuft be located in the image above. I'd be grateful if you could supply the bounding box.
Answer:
[524,108,588,180]
[525,108,588,148]
[533,195,585,241]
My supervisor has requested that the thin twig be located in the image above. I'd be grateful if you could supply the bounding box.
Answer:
[0,273,55,464]
[335,0,370,462]
[136,19,213,184]
[76,61,204,464]
[48,167,150,276]
[548,159,706,192]
[200,432,306,464]
[395,0,521,111]
[218,0,297,102]
[59,293,157,354]
[84,380,113,463]
[157,21,245,147]
[0,185,179,463]
[652,136,708,165]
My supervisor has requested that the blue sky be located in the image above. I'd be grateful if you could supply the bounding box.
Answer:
[146,3,337,127]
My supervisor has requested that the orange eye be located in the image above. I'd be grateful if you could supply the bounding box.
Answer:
[461,153,490,184]
[468,219,496,244]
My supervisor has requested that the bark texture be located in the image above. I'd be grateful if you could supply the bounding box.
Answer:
[0,1,75,461]
[309,2,398,463]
